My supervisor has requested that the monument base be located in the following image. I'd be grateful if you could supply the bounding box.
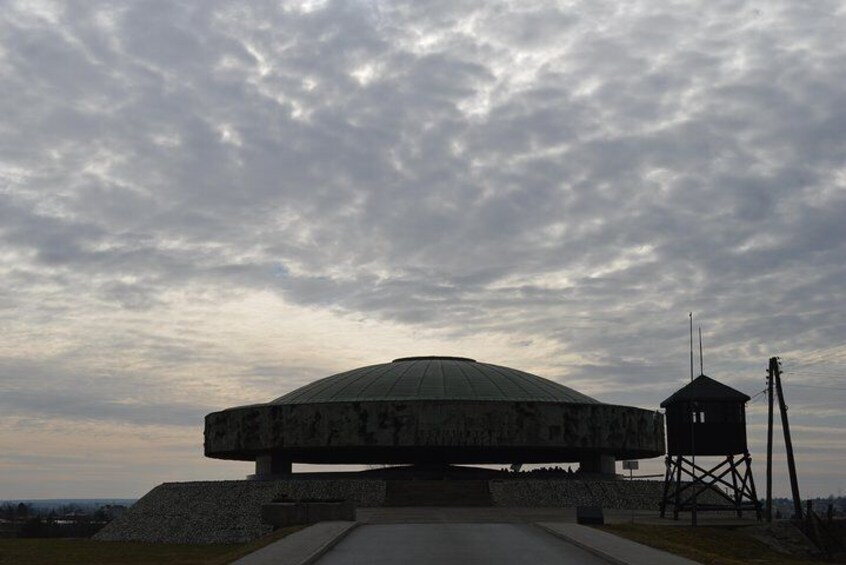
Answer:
[94,476,691,544]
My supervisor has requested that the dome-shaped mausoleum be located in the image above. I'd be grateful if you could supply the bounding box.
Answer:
[204,356,665,477]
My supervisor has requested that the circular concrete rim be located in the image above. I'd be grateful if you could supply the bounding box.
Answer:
[204,399,665,463]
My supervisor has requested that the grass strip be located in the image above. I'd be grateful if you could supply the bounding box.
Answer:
[600,523,828,565]
[0,525,306,565]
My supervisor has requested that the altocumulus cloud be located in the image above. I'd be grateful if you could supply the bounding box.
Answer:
[0,0,844,497]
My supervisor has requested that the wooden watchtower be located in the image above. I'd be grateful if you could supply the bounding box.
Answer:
[659,374,762,521]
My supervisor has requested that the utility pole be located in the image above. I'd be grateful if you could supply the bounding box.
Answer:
[766,358,775,521]
[772,357,803,520]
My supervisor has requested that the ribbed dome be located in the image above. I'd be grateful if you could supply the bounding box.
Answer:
[272,356,599,404]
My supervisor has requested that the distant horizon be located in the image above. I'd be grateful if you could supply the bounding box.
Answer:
[1,498,137,504]
[6,492,843,504]
[2,458,839,501]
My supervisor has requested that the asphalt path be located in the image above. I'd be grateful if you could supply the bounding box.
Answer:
[315,523,609,565]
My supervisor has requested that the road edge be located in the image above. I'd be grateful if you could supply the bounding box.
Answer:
[533,522,629,565]
[299,521,360,565]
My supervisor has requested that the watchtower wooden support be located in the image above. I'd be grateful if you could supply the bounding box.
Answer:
[660,452,760,519]
[659,374,762,522]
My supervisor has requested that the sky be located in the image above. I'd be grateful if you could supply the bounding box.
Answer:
[1,0,844,500]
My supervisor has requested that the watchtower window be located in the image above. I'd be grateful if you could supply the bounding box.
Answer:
[691,410,705,424]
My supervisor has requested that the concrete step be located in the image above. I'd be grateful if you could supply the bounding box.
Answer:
[384,480,492,507]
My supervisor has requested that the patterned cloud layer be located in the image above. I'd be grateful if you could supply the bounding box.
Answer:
[1,0,843,498]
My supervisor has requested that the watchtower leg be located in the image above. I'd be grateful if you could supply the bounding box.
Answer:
[660,456,672,518]
[744,452,762,520]
[729,455,742,517]
[673,456,683,520]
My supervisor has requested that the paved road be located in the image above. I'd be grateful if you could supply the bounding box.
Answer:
[315,523,609,565]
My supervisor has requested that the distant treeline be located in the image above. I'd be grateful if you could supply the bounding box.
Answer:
[0,501,131,539]
[0,499,136,512]
[766,496,846,519]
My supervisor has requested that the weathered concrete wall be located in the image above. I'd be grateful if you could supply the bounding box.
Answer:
[205,400,664,464]
[94,479,385,544]
[490,479,727,510]
[492,479,663,510]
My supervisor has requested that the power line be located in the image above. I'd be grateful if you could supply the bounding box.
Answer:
[785,369,844,375]
[787,362,846,370]
[785,383,846,392]
[749,388,768,403]
[786,347,846,368]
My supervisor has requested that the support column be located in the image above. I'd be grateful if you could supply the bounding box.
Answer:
[250,453,292,479]
[579,453,616,476]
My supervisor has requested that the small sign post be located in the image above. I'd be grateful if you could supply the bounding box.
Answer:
[622,460,639,480]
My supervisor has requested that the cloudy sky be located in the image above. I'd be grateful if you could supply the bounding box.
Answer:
[1,0,844,500]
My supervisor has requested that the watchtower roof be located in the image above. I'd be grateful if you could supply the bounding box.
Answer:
[660,374,750,408]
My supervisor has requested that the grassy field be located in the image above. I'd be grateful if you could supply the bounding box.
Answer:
[601,523,835,565]
[0,526,305,565]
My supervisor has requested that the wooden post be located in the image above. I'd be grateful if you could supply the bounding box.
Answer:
[673,456,682,520]
[773,358,803,520]
[730,455,741,517]
[766,358,775,521]
[745,452,762,520]
[660,456,671,518]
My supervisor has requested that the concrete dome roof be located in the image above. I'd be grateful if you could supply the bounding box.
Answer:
[272,356,599,405]
[204,355,665,473]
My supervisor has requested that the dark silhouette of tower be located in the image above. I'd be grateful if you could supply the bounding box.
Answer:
[660,374,761,521]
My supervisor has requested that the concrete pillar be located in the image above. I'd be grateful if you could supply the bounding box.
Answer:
[579,454,616,476]
[251,454,292,479]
